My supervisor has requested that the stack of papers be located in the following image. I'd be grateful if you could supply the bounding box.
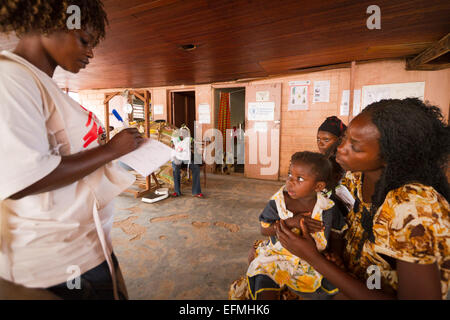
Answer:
[119,139,174,177]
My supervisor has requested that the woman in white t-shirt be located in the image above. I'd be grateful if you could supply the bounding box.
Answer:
[0,1,144,299]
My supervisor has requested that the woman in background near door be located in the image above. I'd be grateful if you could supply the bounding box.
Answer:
[277,98,449,299]
[0,0,144,299]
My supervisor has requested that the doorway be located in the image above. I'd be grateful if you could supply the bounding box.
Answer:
[170,91,196,134]
[213,87,246,175]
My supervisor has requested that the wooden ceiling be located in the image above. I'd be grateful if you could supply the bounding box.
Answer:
[1,0,449,90]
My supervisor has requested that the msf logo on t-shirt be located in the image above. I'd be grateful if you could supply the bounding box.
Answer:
[79,105,105,148]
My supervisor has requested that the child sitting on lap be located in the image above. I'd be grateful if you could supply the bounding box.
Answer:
[230,151,347,300]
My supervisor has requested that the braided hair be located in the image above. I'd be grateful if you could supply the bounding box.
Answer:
[318,116,347,138]
[357,98,449,257]
[0,0,108,47]
[291,151,335,190]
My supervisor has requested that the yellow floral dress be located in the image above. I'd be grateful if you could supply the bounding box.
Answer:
[236,186,347,299]
[342,171,450,299]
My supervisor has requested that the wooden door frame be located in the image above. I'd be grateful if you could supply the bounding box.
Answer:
[212,85,247,173]
[167,88,195,127]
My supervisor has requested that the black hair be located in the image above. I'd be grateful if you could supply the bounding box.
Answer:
[318,116,347,138]
[358,98,449,250]
[0,0,108,47]
[290,151,335,190]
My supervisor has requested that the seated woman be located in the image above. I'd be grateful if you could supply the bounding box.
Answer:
[276,98,449,299]
[229,152,347,300]
[317,116,354,216]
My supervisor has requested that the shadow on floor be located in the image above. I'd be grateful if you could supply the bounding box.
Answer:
[111,173,284,299]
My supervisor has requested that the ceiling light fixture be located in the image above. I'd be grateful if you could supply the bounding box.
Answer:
[180,44,197,51]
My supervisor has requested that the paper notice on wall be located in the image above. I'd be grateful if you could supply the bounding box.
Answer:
[254,121,268,132]
[119,139,174,177]
[313,80,330,103]
[361,82,425,110]
[353,90,361,116]
[289,80,311,86]
[256,91,270,102]
[288,85,309,110]
[248,102,275,121]
[198,103,210,124]
[154,104,164,115]
[340,90,350,116]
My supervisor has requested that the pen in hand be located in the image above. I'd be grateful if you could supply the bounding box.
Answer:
[112,109,128,128]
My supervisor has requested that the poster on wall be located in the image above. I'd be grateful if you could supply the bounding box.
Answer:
[248,102,275,121]
[353,90,362,116]
[198,103,210,124]
[313,80,330,103]
[340,90,350,116]
[256,91,270,102]
[340,89,362,116]
[154,104,164,115]
[361,82,425,110]
[288,85,309,110]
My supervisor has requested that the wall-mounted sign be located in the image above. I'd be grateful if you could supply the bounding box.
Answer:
[313,80,330,103]
[198,103,211,124]
[256,91,270,102]
[248,102,275,121]
[154,104,164,115]
[288,85,308,111]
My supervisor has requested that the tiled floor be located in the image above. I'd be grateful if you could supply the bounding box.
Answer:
[111,173,284,299]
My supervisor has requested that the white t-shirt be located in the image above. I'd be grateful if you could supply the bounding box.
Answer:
[0,51,135,288]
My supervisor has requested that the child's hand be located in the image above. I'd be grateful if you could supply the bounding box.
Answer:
[286,213,324,233]
[324,252,346,270]
[302,216,325,234]
[275,219,320,263]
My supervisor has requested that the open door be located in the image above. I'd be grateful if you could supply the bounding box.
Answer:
[244,83,281,180]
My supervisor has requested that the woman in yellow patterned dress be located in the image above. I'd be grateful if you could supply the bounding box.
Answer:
[276,98,449,299]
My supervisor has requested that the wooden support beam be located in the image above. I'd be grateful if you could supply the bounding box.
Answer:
[104,92,119,104]
[406,33,449,70]
[143,90,151,194]
[131,91,146,103]
[104,101,110,142]
[348,61,356,123]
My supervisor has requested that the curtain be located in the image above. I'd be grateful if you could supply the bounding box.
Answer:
[217,92,231,149]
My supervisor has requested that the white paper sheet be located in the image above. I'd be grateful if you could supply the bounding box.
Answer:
[119,139,174,177]
[313,80,330,103]
[288,85,309,110]
[361,82,425,109]
[256,91,270,102]
[353,89,361,116]
[198,103,211,124]
[340,90,350,116]
[154,104,164,115]
[288,80,311,86]
[248,102,275,121]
